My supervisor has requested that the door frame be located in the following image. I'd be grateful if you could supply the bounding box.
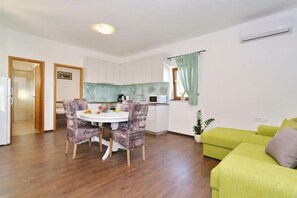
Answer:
[53,63,83,131]
[8,56,45,138]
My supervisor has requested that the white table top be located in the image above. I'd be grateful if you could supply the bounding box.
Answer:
[76,110,129,123]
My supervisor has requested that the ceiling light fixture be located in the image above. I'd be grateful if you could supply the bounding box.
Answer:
[95,23,115,34]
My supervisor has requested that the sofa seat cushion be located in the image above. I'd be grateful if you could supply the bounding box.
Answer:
[230,143,279,165]
[201,127,271,150]
[211,143,278,191]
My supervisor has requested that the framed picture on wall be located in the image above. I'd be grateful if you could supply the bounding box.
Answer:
[57,71,72,80]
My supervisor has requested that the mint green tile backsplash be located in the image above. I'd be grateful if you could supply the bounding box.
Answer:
[84,82,169,102]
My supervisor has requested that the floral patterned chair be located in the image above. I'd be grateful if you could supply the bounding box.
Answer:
[109,101,149,166]
[63,99,103,159]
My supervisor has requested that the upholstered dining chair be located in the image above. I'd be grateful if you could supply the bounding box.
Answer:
[109,101,149,166]
[63,99,103,159]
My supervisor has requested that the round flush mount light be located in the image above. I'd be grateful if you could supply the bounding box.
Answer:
[95,23,115,34]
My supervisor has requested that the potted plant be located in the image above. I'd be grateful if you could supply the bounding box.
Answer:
[193,110,215,143]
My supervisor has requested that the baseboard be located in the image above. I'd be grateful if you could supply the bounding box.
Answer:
[145,130,168,136]
[167,130,194,137]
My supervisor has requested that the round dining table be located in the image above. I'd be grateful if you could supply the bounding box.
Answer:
[76,110,129,160]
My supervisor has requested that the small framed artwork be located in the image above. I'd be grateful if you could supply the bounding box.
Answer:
[57,71,72,80]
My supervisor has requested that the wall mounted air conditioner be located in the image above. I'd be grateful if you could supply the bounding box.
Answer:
[239,16,293,43]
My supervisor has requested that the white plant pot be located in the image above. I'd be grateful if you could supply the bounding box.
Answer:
[194,134,201,143]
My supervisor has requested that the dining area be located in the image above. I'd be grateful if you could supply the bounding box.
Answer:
[63,99,149,166]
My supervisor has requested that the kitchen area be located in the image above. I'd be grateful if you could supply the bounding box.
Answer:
[82,53,171,135]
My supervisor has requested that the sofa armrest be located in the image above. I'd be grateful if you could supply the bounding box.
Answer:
[257,125,279,137]
[219,155,297,198]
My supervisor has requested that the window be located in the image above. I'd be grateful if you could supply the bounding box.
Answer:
[172,67,188,100]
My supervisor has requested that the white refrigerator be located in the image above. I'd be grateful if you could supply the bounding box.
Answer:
[0,77,12,145]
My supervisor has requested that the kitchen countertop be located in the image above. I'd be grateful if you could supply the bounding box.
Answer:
[149,103,169,106]
[88,101,118,104]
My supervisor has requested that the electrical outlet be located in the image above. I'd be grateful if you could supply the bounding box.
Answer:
[254,117,267,123]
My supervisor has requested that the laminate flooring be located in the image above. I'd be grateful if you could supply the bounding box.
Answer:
[0,126,219,198]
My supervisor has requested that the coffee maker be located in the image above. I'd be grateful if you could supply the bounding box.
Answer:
[117,94,126,103]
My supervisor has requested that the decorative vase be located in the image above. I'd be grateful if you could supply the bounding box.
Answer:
[194,134,201,143]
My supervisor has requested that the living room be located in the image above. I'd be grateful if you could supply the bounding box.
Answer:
[0,1,297,197]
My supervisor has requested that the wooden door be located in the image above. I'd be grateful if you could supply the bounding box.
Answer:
[34,65,41,132]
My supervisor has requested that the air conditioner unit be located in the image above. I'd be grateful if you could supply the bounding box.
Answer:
[239,16,293,43]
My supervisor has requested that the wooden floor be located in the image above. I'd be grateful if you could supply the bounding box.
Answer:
[0,126,219,198]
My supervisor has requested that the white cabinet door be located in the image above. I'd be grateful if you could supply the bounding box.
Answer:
[97,59,106,83]
[151,54,166,82]
[112,63,120,85]
[132,59,142,84]
[104,61,113,84]
[140,57,151,83]
[119,63,128,85]
[83,57,98,83]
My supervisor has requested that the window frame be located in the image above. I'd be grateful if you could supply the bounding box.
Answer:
[172,67,188,101]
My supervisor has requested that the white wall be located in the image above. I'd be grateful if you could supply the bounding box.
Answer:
[124,8,297,136]
[0,27,121,130]
[56,67,80,101]
[1,8,297,134]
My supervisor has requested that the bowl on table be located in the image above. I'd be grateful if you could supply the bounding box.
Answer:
[98,104,110,113]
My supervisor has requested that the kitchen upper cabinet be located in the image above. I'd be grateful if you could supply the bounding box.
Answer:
[119,53,167,85]
[83,57,98,83]
[83,57,119,84]
[151,53,166,83]
[84,53,168,85]
[112,63,120,85]
[140,57,152,83]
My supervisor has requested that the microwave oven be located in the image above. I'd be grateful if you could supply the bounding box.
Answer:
[149,95,167,104]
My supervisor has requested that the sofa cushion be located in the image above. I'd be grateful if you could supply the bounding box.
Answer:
[201,127,271,150]
[280,119,297,130]
[211,143,278,192]
[231,143,279,165]
[210,165,220,190]
[265,127,297,168]
[257,125,279,137]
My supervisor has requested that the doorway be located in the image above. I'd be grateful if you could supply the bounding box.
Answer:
[8,56,44,137]
[53,63,83,131]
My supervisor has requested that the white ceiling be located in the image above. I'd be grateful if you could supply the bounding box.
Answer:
[1,0,297,57]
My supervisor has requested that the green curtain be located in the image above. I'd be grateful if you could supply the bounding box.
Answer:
[176,53,198,105]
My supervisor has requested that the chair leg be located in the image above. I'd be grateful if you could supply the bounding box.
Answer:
[99,133,103,153]
[109,138,113,157]
[89,138,92,147]
[73,143,78,159]
[142,145,145,161]
[127,149,131,166]
[65,140,69,154]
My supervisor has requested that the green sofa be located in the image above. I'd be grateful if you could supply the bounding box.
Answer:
[201,125,279,160]
[201,125,297,198]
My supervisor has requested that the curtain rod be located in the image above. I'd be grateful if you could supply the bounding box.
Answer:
[167,50,206,60]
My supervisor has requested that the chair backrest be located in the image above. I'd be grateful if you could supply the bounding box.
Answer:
[128,101,149,132]
[74,98,88,110]
[120,100,133,112]
[63,99,78,133]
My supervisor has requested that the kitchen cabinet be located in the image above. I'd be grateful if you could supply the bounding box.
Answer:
[119,53,168,85]
[84,53,168,85]
[83,57,99,83]
[145,105,169,135]
[151,53,166,83]
[83,57,119,84]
